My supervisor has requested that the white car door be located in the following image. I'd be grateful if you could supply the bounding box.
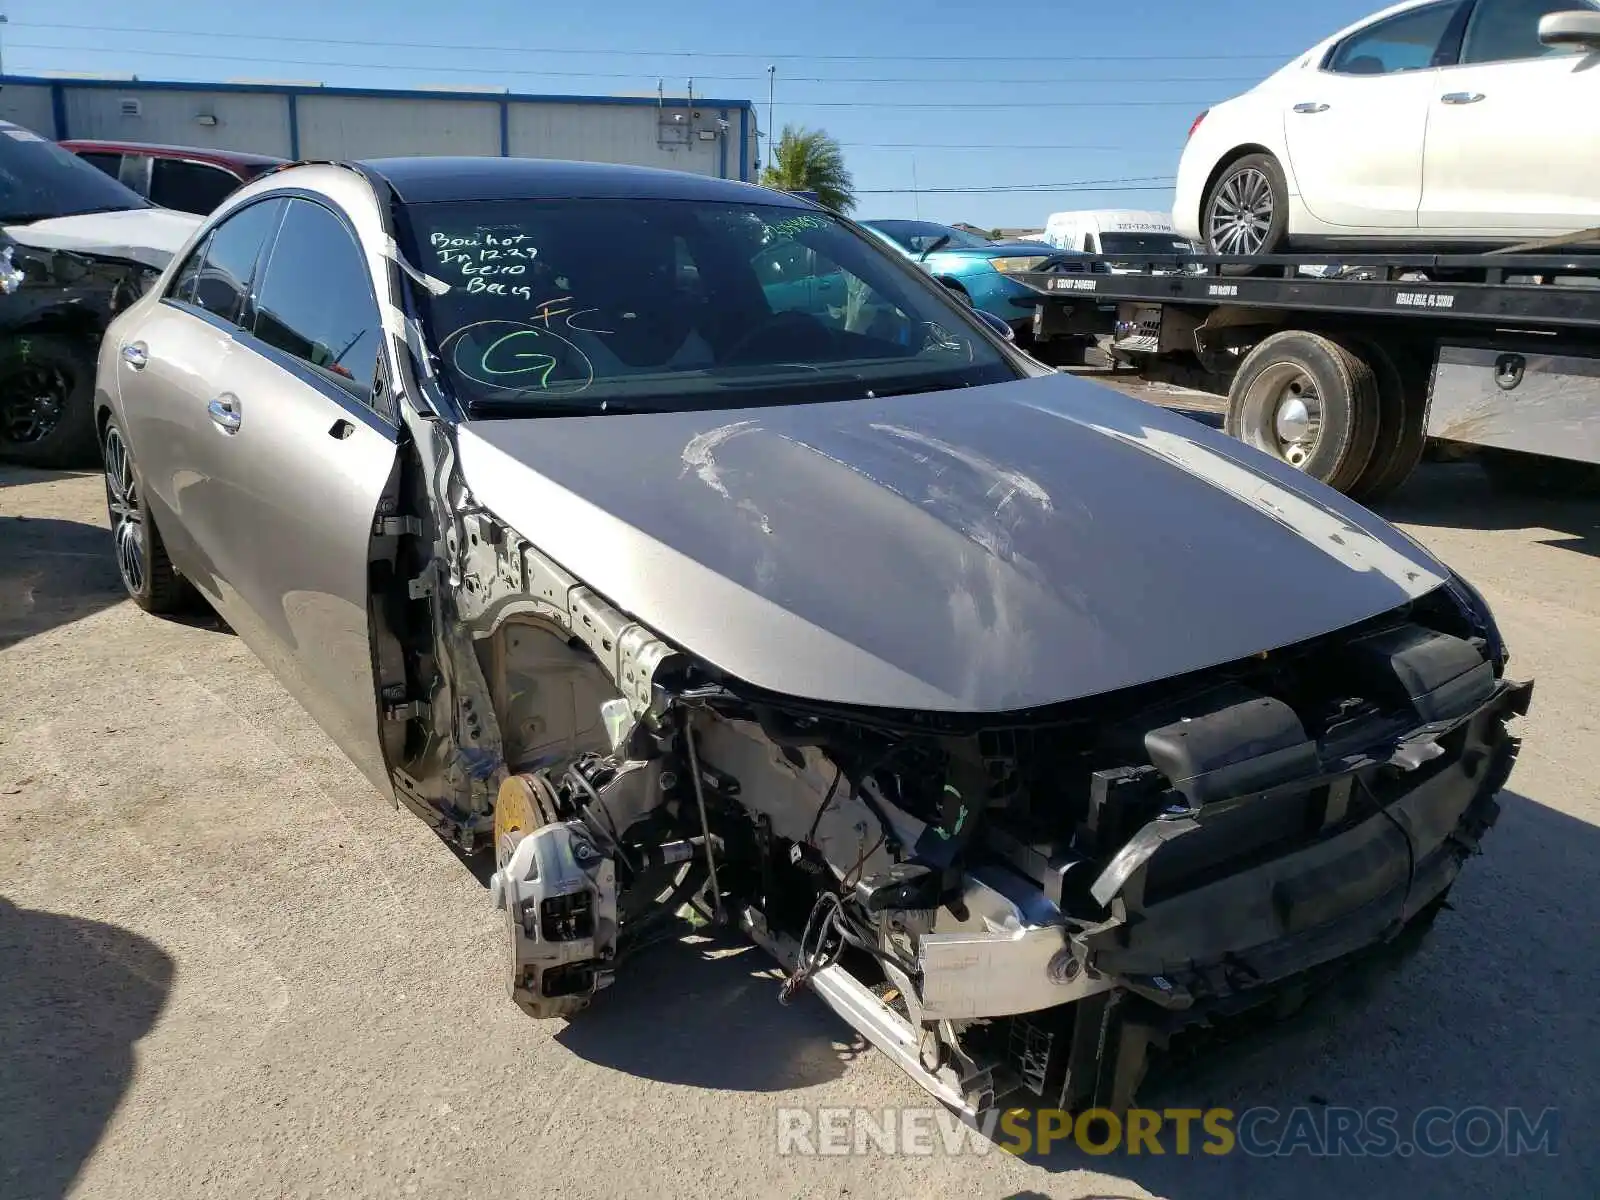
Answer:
[1419,0,1600,235]
[1282,0,1470,229]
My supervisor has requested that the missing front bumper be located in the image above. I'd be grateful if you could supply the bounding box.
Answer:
[752,676,1531,1119]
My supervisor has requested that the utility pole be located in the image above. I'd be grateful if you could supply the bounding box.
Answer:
[0,16,9,88]
[766,65,776,170]
[911,157,921,219]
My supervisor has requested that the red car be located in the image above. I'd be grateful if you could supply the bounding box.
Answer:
[59,140,289,216]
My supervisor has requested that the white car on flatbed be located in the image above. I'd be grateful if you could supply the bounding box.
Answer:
[1174,0,1600,255]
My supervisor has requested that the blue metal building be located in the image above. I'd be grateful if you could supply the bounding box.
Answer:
[0,74,761,181]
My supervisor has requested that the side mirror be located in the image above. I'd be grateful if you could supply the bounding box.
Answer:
[974,310,1015,341]
[1539,9,1600,50]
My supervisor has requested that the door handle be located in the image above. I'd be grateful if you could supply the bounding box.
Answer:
[207,395,242,434]
[1292,102,1329,113]
[1441,91,1485,104]
[121,341,148,369]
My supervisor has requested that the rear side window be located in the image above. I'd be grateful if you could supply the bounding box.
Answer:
[150,159,242,215]
[249,198,384,404]
[169,197,283,326]
[1327,1,1466,73]
[75,152,122,179]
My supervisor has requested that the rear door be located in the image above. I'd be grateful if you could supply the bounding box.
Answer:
[1419,0,1600,234]
[1282,0,1468,229]
[193,195,398,792]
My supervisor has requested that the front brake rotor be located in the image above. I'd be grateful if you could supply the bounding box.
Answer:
[493,772,562,866]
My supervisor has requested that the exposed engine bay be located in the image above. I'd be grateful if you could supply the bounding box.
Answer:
[375,492,1532,1117]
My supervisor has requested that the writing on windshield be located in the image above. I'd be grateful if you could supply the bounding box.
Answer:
[406,196,1018,415]
[427,228,541,300]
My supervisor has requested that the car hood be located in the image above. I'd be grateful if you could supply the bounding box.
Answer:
[2,206,203,270]
[455,371,1450,713]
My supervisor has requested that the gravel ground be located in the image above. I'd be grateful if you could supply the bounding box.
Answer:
[2,428,1596,1200]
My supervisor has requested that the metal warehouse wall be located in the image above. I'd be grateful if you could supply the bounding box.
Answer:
[0,84,57,137]
[508,101,724,176]
[64,86,294,157]
[296,94,501,159]
[0,77,758,180]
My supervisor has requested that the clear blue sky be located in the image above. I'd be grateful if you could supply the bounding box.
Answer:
[2,0,1384,228]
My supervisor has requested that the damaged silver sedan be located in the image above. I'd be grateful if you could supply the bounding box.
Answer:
[94,157,1533,1117]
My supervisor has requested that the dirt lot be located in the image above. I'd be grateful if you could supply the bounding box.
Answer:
[3,431,1597,1199]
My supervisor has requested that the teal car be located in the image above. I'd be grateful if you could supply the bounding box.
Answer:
[747,222,1019,343]
[862,220,1064,337]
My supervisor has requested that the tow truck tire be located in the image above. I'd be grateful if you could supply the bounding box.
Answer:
[1347,339,1429,505]
[1226,330,1382,493]
[0,332,99,469]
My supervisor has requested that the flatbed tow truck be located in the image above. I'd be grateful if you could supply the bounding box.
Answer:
[1015,249,1600,501]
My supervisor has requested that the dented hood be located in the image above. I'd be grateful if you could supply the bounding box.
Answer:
[456,371,1450,713]
[3,206,203,270]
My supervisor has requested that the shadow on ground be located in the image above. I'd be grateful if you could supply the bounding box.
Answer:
[0,517,127,650]
[0,515,232,650]
[0,898,174,1200]
[0,467,97,488]
[1377,462,1600,560]
[556,930,863,1094]
[1002,789,1597,1199]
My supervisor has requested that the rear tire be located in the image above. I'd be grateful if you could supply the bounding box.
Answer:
[0,332,99,468]
[1348,339,1429,504]
[1203,153,1289,274]
[101,414,195,615]
[1226,330,1381,493]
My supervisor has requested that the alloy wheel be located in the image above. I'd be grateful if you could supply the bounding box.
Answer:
[1208,167,1275,256]
[103,425,146,595]
[0,364,71,445]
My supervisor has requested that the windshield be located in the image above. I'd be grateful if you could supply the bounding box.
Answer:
[0,122,150,223]
[402,198,1019,417]
[866,220,993,253]
[1099,232,1191,257]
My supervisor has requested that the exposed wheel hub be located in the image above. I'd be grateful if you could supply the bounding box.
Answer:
[1243,362,1322,469]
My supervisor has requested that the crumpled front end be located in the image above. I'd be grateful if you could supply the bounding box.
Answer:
[411,495,1531,1117]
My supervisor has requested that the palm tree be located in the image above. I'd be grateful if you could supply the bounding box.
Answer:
[760,125,856,214]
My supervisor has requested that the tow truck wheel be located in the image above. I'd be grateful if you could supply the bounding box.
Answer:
[1226,330,1382,493]
[1347,339,1429,505]
[0,333,99,468]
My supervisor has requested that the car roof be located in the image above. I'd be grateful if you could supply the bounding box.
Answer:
[59,139,289,167]
[354,156,809,207]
